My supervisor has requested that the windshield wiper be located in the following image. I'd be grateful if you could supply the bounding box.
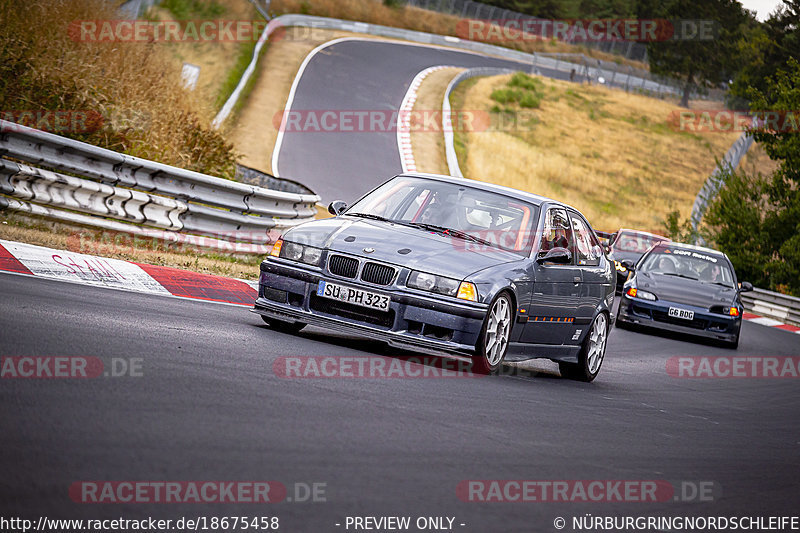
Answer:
[662,272,699,281]
[347,212,397,224]
[407,223,493,247]
[704,281,734,288]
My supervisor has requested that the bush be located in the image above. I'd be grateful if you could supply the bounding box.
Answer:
[519,92,541,108]
[0,0,237,179]
[490,88,522,105]
[508,72,543,93]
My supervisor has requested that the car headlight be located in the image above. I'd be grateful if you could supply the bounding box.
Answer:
[302,246,323,265]
[614,260,627,273]
[711,305,740,317]
[625,287,657,301]
[407,271,462,297]
[272,239,323,266]
[282,241,304,262]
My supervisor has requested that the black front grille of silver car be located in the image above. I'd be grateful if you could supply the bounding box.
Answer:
[361,262,395,286]
[328,254,359,278]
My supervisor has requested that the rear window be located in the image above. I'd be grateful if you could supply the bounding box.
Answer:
[612,231,668,254]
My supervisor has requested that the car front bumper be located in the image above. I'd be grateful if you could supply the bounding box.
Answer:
[617,294,740,342]
[252,258,489,355]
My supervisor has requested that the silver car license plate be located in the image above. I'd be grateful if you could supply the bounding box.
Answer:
[317,281,390,311]
[668,307,694,320]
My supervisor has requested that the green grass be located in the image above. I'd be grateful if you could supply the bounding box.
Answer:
[161,0,226,19]
[215,27,267,112]
[490,72,544,110]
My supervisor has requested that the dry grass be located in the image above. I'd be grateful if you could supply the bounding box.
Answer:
[147,0,258,113]
[0,0,236,178]
[452,74,778,233]
[0,213,263,280]
[271,0,649,70]
[410,68,464,175]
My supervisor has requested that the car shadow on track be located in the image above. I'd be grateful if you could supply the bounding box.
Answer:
[615,322,735,350]
[254,322,564,380]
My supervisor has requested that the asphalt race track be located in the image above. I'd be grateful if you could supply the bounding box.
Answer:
[273,39,570,203]
[2,273,799,531]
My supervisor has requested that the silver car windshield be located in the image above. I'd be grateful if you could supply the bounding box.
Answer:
[346,177,539,255]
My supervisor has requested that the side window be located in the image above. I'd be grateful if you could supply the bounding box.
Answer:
[570,213,602,267]
[538,208,574,262]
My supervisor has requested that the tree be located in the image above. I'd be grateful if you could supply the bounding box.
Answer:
[731,0,800,101]
[645,0,752,107]
[704,59,800,295]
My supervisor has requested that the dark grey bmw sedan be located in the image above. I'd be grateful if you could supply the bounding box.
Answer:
[253,173,615,381]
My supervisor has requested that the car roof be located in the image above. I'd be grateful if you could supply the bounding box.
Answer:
[616,228,670,239]
[399,172,568,210]
[653,241,729,259]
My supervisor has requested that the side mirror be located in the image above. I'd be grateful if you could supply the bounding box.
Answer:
[604,245,612,256]
[621,259,635,270]
[537,247,572,264]
[740,281,753,292]
[328,200,347,216]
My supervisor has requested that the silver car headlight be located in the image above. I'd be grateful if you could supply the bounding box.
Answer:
[407,271,460,297]
[278,240,323,266]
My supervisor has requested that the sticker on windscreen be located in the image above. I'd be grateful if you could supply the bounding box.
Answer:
[667,249,719,263]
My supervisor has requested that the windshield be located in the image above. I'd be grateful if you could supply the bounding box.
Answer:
[639,248,735,286]
[612,231,668,254]
[346,176,539,255]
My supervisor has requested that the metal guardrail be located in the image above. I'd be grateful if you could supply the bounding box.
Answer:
[689,125,755,241]
[741,288,800,328]
[214,14,678,128]
[0,120,319,250]
[442,67,516,177]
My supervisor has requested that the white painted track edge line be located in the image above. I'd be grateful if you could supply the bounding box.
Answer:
[271,36,529,179]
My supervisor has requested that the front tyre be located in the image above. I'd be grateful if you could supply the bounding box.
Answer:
[720,330,740,349]
[472,293,513,375]
[559,312,608,382]
[261,315,306,334]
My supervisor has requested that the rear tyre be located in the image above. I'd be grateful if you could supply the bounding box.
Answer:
[559,312,608,382]
[472,293,513,375]
[261,315,306,334]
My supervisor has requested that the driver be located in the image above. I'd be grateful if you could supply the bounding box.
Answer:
[420,191,458,227]
[703,264,722,282]
[541,213,569,251]
[656,256,675,274]
[550,213,569,249]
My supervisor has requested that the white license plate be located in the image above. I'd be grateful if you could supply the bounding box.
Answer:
[668,307,694,320]
[317,281,390,311]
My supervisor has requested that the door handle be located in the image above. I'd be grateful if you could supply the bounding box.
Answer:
[573,276,581,284]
